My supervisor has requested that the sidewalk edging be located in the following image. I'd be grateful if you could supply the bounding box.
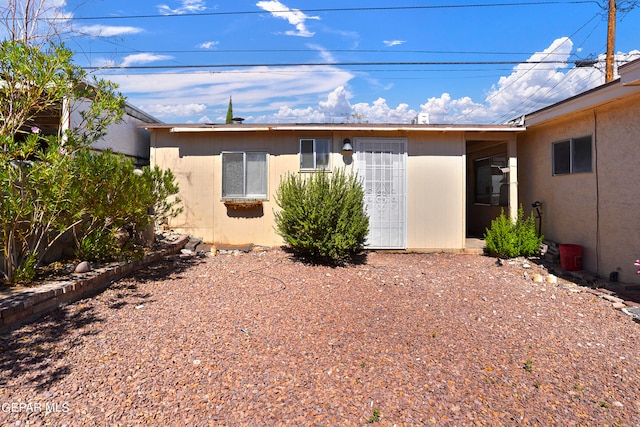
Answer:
[0,235,189,334]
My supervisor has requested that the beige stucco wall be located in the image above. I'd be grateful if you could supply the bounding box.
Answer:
[151,129,479,251]
[518,92,640,284]
[407,132,466,249]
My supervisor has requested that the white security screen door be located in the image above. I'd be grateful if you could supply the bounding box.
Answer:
[355,138,407,249]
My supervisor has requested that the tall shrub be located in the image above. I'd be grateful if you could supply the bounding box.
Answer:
[274,168,369,262]
[484,205,542,258]
[71,149,182,262]
[0,40,181,283]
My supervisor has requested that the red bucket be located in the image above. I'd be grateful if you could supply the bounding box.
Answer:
[559,244,583,271]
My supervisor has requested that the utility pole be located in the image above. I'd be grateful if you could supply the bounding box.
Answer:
[605,0,616,82]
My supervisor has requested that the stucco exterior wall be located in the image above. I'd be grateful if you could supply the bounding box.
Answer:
[151,129,476,250]
[407,132,465,249]
[518,92,640,284]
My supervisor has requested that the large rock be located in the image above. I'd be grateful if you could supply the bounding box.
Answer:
[74,261,91,273]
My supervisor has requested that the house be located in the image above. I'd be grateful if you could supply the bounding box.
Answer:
[145,123,523,251]
[88,103,160,166]
[28,91,159,166]
[518,57,640,285]
[145,59,640,285]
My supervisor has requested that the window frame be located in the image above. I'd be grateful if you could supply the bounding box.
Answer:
[221,151,268,200]
[474,154,508,206]
[552,135,592,176]
[299,138,331,171]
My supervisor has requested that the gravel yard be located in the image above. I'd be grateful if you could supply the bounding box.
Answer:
[1,249,639,426]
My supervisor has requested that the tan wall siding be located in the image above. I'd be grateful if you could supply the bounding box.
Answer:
[153,131,345,246]
[594,98,640,283]
[151,129,507,252]
[407,133,465,249]
[519,93,640,283]
[152,132,217,241]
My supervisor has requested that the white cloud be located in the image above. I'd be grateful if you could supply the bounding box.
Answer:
[256,0,320,37]
[256,38,637,124]
[158,0,207,15]
[383,40,405,47]
[267,86,417,123]
[120,53,173,67]
[306,44,336,63]
[198,41,219,49]
[109,38,638,125]
[142,103,207,119]
[107,65,354,121]
[418,37,624,124]
[419,93,488,124]
[74,24,143,37]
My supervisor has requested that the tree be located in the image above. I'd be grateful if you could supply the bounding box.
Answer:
[0,0,73,45]
[225,96,233,124]
[0,40,180,283]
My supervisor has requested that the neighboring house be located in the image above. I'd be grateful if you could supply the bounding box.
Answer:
[145,123,523,250]
[517,57,640,284]
[85,103,160,167]
[30,94,160,166]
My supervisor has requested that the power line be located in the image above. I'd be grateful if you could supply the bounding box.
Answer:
[61,1,598,21]
[76,49,537,56]
[84,60,576,71]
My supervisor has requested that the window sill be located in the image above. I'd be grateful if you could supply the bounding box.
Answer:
[223,199,263,210]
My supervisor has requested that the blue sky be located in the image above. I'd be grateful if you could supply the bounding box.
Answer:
[12,0,640,124]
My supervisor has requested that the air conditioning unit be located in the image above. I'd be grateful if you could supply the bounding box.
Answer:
[412,112,430,124]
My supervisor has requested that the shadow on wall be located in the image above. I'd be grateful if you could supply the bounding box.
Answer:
[224,204,264,219]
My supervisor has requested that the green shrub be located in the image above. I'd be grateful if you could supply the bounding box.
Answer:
[484,205,542,258]
[77,228,119,262]
[0,41,183,284]
[274,168,369,262]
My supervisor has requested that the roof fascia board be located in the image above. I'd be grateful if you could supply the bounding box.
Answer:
[525,82,638,126]
[620,58,640,86]
[162,125,523,133]
[170,126,273,132]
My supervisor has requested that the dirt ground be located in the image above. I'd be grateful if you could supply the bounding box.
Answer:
[1,249,639,426]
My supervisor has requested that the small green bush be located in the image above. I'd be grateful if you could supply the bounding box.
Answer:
[484,205,542,258]
[274,168,369,262]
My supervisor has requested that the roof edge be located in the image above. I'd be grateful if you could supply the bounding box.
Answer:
[142,123,524,133]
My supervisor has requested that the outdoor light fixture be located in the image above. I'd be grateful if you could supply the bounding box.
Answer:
[341,138,353,155]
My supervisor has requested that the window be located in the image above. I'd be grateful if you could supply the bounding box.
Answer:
[300,138,330,170]
[552,135,592,175]
[222,152,268,198]
[474,154,508,206]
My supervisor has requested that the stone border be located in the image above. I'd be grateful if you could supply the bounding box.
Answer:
[0,235,189,334]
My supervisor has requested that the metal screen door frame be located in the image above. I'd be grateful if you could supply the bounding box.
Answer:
[354,138,407,249]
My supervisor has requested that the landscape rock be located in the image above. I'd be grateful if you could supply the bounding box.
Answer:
[74,261,91,273]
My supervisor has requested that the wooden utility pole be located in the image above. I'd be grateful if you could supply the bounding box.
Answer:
[605,0,616,82]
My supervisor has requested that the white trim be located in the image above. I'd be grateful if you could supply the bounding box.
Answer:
[525,82,640,126]
[171,126,272,132]
[160,125,523,133]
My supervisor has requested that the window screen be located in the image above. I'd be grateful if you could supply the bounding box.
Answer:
[222,152,268,198]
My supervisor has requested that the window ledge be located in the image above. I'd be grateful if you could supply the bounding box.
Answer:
[223,199,263,210]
